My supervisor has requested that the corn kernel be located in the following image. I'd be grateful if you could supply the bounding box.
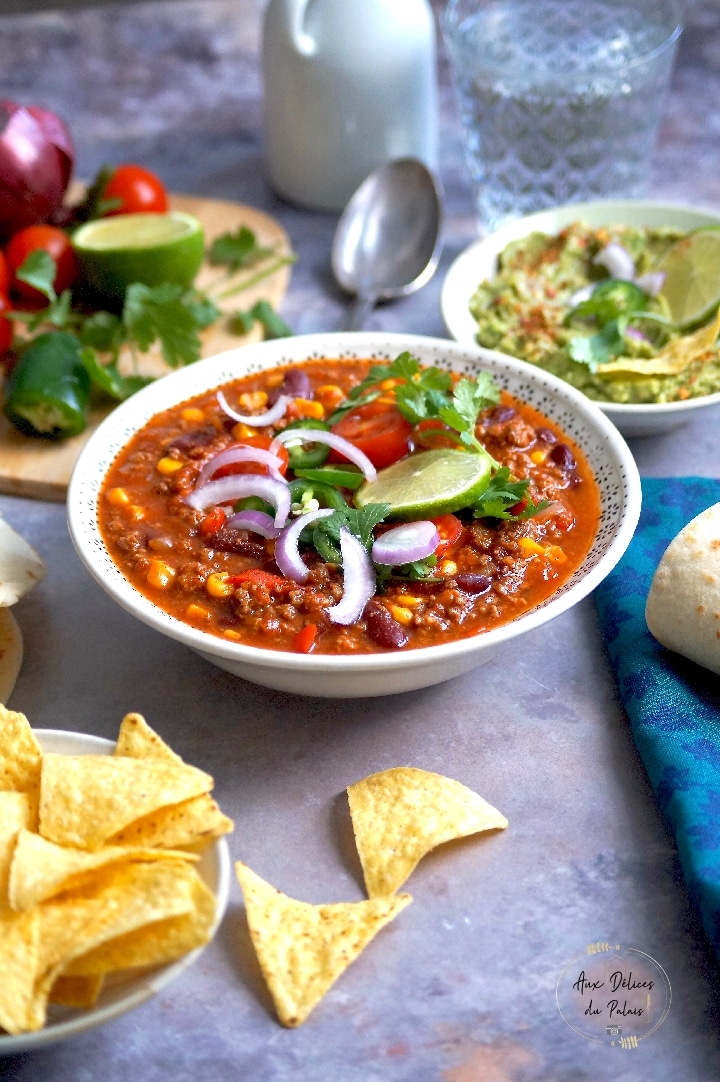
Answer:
[206,571,234,598]
[266,372,285,388]
[386,603,414,626]
[292,397,325,419]
[395,594,421,607]
[440,560,458,576]
[530,449,547,464]
[380,378,401,390]
[106,487,130,507]
[518,537,545,556]
[223,628,243,641]
[239,391,268,411]
[128,505,147,522]
[185,603,211,622]
[146,559,176,590]
[377,394,396,405]
[316,384,345,410]
[545,544,567,564]
[232,422,256,440]
[181,407,205,423]
[156,456,184,476]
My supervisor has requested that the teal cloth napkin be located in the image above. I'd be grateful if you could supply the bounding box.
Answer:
[594,476,720,955]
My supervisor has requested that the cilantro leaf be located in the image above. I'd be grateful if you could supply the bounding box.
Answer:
[234,300,292,340]
[472,468,549,520]
[209,226,274,271]
[568,320,626,371]
[122,283,204,367]
[16,251,58,303]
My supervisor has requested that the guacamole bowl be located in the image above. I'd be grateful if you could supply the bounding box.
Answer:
[68,331,640,698]
[441,200,720,437]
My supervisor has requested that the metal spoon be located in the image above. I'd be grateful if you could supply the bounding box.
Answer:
[331,158,443,331]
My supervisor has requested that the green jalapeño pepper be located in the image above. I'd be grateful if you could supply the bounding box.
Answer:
[572,278,648,326]
[280,419,331,469]
[3,332,91,439]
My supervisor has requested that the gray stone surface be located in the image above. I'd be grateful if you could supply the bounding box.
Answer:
[1,2,720,1080]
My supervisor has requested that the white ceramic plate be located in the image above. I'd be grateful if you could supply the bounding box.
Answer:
[68,331,641,698]
[441,200,720,437]
[0,728,231,1055]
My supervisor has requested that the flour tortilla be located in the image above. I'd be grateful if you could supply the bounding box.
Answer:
[0,607,22,703]
[646,502,720,674]
[0,516,46,607]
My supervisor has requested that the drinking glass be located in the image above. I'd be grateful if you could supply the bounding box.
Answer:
[443,0,683,232]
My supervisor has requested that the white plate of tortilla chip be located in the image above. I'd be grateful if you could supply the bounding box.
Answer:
[0,728,231,1055]
[646,502,720,674]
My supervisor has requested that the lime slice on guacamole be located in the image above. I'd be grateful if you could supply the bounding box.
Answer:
[72,211,204,303]
[655,226,720,331]
[355,448,492,521]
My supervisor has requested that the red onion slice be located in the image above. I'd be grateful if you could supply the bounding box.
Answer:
[195,445,285,488]
[217,390,291,427]
[326,528,376,626]
[186,473,291,527]
[635,271,666,297]
[225,509,281,539]
[270,428,377,482]
[592,242,635,281]
[371,521,440,566]
[274,508,334,583]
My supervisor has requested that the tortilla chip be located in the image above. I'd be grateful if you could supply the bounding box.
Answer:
[48,974,104,1009]
[598,306,720,377]
[646,501,720,674]
[65,872,216,976]
[26,859,199,1029]
[9,828,198,912]
[0,607,22,706]
[235,860,411,1027]
[0,792,34,903]
[114,712,184,764]
[347,767,508,897]
[0,516,46,608]
[0,705,42,793]
[0,906,40,1034]
[39,752,214,850]
[108,792,233,849]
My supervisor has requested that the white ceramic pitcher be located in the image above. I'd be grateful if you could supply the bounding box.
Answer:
[262,0,438,212]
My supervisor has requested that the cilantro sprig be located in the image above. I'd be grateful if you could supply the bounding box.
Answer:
[471,468,549,521]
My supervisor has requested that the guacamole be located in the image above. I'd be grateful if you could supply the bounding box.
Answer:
[469,222,720,404]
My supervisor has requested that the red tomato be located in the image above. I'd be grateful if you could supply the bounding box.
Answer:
[211,434,289,478]
[0,252,10,296]
[0,291,13,353]
[6,225,79,302]
[102,164,169,215]
[432,514,464,559]
[330,401,411,469]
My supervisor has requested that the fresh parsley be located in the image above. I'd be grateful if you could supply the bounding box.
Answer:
[472,468,549,521]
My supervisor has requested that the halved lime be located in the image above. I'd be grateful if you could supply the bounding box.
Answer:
[72,211,205,303]
[655,227,720,330]
[355,448,492,520]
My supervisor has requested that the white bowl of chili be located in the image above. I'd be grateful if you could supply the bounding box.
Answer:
[67,332,640,698]
[441,200,720,437]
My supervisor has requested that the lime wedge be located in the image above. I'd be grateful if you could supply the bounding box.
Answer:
[655,227,720,330]
[72,211,205,302]
[355,448,493,520]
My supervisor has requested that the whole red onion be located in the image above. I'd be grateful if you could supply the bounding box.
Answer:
[0,100,74,238]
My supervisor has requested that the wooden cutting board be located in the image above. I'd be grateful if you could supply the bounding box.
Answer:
[0,193,293,502]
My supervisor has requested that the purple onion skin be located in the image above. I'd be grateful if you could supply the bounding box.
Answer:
[269,367,313,404]
[364,603,409,650]
[0,101,74,237]
[455,574,492,596]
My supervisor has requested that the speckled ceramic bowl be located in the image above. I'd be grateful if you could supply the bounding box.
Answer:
[441,200,720,437]
[0,729,230,1056]
[67,332,641,697]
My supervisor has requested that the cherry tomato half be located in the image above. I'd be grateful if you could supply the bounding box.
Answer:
[0,291,13,354]
[6,225,80,303]
[330,401,411,470]
[0,252,10,297]
[412,418,462,451]
[432,514,464,560]
[102,164,169,215]
[211,434,289,478]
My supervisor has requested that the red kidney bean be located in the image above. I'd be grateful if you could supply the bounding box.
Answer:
[269,367,313,404]
[488,405,517,424]
[549,443,576,470]
[455,573,492,595]
[535,427,557,444]
[364,603,409,649]
[168,426,217,452]
[208,530,266,557]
